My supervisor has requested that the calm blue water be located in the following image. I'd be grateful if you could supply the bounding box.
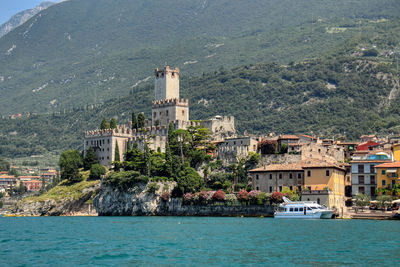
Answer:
[0,217,399,266]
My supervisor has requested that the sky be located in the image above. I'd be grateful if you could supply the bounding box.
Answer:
[0,0,62,25]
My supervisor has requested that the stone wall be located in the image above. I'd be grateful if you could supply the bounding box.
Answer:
[259,154,301,166]
[94,182,274,217]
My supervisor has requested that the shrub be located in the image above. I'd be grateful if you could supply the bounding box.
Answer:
[212,190,226,201]
[271,192,283,203]
[256,192,267,205]
[237,189,249,202]
[184,192,194,204]
[248,190,261,202]
[147,182,160,193]
[199,190,209,202]
[103,171,148,189]
[224,193,237,203]
[89,164,105,180]
[161,191,170,201]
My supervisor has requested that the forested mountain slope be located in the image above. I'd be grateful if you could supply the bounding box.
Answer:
[0,0,399,114]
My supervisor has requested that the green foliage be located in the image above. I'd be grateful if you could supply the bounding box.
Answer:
[59,150,83,183]
[279,144,288,154]
[110,118,117,129]
[147,182,160,193]
[0,157,10,171]
[137,113,145,129]
[103,171,148,190]
[89,163,106,180]
[83,147,99,170]
[363,48,379,57]
[131,110,138,130]
[100,118,110,130]
[376,195,392,209]
[114,142,120,162]
[176,165,204,193]
[355,193,371,209]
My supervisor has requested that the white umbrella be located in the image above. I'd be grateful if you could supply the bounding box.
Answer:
[392,199,400,204]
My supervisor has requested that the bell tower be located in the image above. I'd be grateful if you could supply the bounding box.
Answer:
[152,66,189,127]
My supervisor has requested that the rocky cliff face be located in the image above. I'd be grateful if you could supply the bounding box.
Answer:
[0,2,55,38]
[11,182,100,216]
[94,182,175,216]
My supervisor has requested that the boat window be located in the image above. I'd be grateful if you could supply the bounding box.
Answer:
[294,208,298,212]
[307,207,312,210]
[311,207,317,209]
[299,207,303,211]
[289,208,294,212]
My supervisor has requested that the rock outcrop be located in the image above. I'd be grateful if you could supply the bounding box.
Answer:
[11,182,100,216]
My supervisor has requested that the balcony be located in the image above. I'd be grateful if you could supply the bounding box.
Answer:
[302,190,331,195]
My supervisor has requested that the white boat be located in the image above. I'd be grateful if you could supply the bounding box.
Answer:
[274,197,333,219]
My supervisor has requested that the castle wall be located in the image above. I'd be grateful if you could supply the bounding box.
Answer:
[200,116,235,140]
[154,66,180,101]
[152,99,189,126]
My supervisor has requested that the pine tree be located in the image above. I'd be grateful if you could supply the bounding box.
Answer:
[137,113,145,129]
[83,147,99,170]
[131,110,138,130]
[100,118,110,129]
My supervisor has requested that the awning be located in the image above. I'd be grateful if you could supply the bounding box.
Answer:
[392,199,400,204]
[386,169,397,173]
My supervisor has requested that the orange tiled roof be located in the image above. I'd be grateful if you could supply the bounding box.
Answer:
[0,175,16,179]
[279,135,299,140]
[19,176,41,179]
[375,162,400,168]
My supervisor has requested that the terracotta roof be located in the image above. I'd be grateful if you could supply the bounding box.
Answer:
[301,159,345,171]
[23,180,42,183]
[0,175,16,179]
[375,162,400,168]
[279,135,299,140]
[250,162,303,172]
[336,141,359,145]
[19,176,41,179]
[299,134,316,140]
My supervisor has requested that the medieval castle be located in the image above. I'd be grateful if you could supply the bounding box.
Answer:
[84,66,236,166]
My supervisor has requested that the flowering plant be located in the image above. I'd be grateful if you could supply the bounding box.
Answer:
[224,193,237,202]
[184,192,194,204]
[199,190,209,201]
[237,189,249,202]
[271,192,283,203]
[212,190,226,201]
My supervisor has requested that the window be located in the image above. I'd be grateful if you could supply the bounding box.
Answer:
[279,173,282,179]
[382,180,386,186]
[392,180,396,186]
[166,110,169,116]
[358,164,364,173]
[153,112,156,118]
[298,173,302,179]
[307,170,311,177]
[86,141,88,146]
[107,156,109,159]
[269,186,273,193]
[108,139,110,144]
[256,175,259,180]
[279,186,282,192]
[381,170,386,175]
[326,170,330,176]
[289,186,293,191]
[294,208,298,212]
[289,208,294,212]
[298,186,302,192]
[358,186,365,194]
[269,174,272,180]
[256,186,259,190]
[370,175,375,184]
[289,173,293,179]
[358,175,364,185]
[299,207,303,212]
[371,186,376,196]
[370,165,375,173]
[307,186,311,191]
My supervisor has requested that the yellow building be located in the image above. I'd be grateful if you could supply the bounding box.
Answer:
[393,144,400,162]
[375,162,400,192]
[302,160,346,211]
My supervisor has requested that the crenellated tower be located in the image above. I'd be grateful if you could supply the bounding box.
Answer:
[152,66,189,126]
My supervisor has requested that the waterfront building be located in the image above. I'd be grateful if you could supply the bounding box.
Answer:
[350,153,391,198]
[217,136,258,164]
[375,161,400,191]
[249,162,304,193]
[0,175,17,190]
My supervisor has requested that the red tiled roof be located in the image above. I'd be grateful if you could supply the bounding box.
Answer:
[0,175,16,179]
[375,162,400,168]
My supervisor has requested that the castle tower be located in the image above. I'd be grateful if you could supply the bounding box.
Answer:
[152,66,189,127]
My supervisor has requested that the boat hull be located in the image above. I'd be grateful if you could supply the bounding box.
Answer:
[274,211,333,219]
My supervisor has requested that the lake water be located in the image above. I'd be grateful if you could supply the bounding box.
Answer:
[0,217,399,266]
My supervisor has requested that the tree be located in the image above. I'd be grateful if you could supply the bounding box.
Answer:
[59,150,83,183]
[0,157,10,171]
[110,118,117,129]
[100,118,110,129]
[137,113,145,129]
[279,143,288,154]
[376,195,392,211]
[89,164,106,180]
[355,193,370,211]
[164,141,173,177]
[124,143,145,173]
[131,110,138,130]
[176,165,204,193]
[83,147,99,170]
[114,142,120,162]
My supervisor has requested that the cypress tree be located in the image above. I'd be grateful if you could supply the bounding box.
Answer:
[83,147,99,170]
[137,113,145,129]
[165,141,173,177]
[114,142,120,162]
[131,110,138,130]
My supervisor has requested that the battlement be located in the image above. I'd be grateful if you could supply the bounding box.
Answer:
[152,98,189,107]
[155,66,179,78]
